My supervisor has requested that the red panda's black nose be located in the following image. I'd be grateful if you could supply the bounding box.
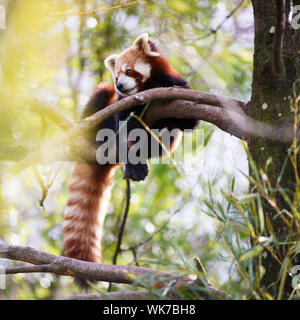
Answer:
[117,82,124,91]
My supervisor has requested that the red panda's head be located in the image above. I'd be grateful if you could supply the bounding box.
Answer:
[104,33,163,96]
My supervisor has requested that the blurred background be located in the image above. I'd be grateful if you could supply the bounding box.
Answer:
[0,0,253,299]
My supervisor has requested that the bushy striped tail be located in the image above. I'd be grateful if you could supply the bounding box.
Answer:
[63,163,117,285]
[63,82,118,288]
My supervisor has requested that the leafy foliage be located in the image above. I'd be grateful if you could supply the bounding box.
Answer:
[3,0,298,301]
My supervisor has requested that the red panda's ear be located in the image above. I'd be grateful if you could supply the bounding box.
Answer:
[104,54,117,73]
[133,33,160,57]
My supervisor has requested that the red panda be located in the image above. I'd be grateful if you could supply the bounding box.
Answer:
[63,33,198,286]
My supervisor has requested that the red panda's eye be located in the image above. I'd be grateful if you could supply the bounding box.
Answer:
[125,69,131,76]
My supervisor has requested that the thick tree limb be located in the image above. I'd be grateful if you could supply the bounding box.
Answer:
[6,87,298,170]
[10,88,247,170]
[0,146,35,162]
[0,244,179,286]
[0,244,228,299]
[146,99,296,143]
[30,98,76,131]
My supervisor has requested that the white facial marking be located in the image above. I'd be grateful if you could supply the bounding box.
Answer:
[116,74,137,96]
[118,75,136,88]
[121,63,127,73]
[134,60,151,82]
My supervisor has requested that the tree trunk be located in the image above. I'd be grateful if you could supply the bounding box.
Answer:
[249,0,300,298]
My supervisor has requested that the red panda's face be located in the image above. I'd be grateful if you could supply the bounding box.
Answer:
[104,33,160,96]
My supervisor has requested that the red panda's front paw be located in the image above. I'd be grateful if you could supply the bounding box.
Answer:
[124,163,149,181]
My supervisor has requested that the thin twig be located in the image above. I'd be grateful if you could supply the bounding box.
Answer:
[212,0,246,34]
[112,178,131,265]
[183,0,246,41]
[150,0,207,33]
[52,0,147,17]
[123,200,189,253]
[108,178,131,292]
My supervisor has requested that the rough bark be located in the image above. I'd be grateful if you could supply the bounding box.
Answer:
[250,0,300,298]
[0,244,228,300]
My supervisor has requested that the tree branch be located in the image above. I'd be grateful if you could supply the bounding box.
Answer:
[146,98,296,142]
[30,98,76,131]
[10,88,247,170]
[6,87,298,170]
[0,244,229,299]
[0,244,184,287]
[66,279,229,300]
[65,290,153,300]
[112,178,131,266]
[53,0,148,16]
[108,178,131,292]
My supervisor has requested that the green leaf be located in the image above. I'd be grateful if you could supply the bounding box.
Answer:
[239,246,264,262]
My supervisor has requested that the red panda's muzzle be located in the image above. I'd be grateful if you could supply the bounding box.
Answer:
[116,74,138,96]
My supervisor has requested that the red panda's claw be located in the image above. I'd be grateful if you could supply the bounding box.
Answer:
[124,162,149,182]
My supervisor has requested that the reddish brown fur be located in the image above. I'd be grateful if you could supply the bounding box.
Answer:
[64,36,194,275]
[64,83,118,265]
[64,163,118,263]
[90,83,116,104]
[114,39,184,93]
[82,83,117,119]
